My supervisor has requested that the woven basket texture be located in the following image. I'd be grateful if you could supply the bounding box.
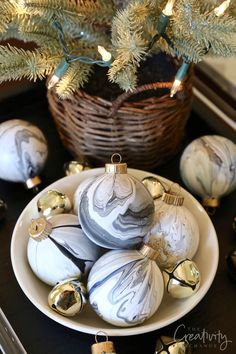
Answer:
[47,62,193,170]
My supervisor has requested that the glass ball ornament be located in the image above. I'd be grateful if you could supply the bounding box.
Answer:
[37,189,72,218]
[78,154,154,249]
[163,259,201,299]
[0,119,48,188]
[48,278,87,317]
[146,190,199,269]
[27,214,101,286]
[180,135,236,210]
[155,336,191,354]
[87,244,164,327]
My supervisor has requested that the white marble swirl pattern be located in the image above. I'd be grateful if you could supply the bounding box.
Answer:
[0,119,48,182]
[88,249,164,327]
[27,214,102,286]
[180,135,236,199]
[78,173,154,249]
[146,200,199,269]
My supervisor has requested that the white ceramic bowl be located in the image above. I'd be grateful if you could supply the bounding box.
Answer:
[11,168,219,336]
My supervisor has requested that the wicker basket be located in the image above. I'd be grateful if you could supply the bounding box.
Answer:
[47,64,193,170]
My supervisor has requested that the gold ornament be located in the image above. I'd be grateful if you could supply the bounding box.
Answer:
[155,336,191,354]
[37,190,72,218]
[163,259,200,298]
[48,278,87,317]
[64,160,92,176]
[141,176,166,199]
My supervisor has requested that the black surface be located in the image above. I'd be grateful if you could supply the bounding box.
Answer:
[0,86,236,354]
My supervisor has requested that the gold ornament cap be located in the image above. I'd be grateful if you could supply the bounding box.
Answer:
[25,176,42,189]
[91,341,115,354]
[162,191,184,206]
[105,153,127,174]
[64,160,91,176]
[28,217,52,241]
[138,243,159,261]
[202,197,220,208]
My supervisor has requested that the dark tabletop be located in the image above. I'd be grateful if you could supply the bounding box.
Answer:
[0,86,235,354]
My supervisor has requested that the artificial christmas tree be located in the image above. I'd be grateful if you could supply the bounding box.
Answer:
[0,0,235,168]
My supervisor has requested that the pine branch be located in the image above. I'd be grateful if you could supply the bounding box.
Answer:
[0,45,59,82]
[0,1,17,33]
[109,1,152,90]
[55,60,94,98]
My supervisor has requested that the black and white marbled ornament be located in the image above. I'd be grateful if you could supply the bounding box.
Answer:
[27,214,101,286]
[88,249,164,327]
[0,119,48,183]
[146,200,199,269]
[78,173,154,249]
[180,135,236,202]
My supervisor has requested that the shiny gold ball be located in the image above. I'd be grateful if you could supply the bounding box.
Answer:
[163,259,200,299]
[64,161,92,176]
[141,176,166,200]
[156,336,191,354]
[48,278,87,317]
[37,190,72,218]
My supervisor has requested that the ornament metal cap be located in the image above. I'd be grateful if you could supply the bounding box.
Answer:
[139,243,159,261]
[91,341,115,354]
[25,176,42,189]
[28,217,52,241]
[162,191,184,206]
[105,153,127,174]
[202,197,220,208]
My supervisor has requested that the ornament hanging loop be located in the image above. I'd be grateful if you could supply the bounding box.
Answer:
[95,331,109,343]
[111,153,122,164]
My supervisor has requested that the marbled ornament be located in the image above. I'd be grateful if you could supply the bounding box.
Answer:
[180,135,236,205]
[73,176,98,214]
[0,119,48,184]
[79,173,154,249]
[88,248,164,327]
[146,198,199,269]
[27,214,101,286]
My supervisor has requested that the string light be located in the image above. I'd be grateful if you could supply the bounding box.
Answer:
[170,61,190,97]
[47,18,112,89]
[214,0,230,17]
[47,58,70,90]
[97,45,112,62]
[162,0,176,16]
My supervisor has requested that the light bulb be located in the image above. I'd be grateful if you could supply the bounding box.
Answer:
[47,58,70,90]
[214,0,230,17]
[170,79,181,97]
[97,45,112,62]
[47,74,60,90]
[163,0,176,16]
